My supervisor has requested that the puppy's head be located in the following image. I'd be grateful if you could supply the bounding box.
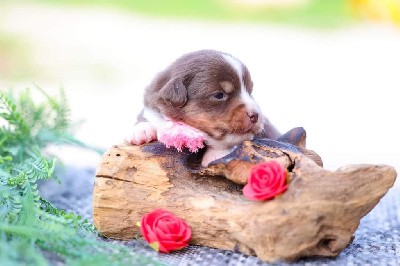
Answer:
[145,50,263,149]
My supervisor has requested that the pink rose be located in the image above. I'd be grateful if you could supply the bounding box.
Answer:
[139,209,191,253]
[243,161,288,201]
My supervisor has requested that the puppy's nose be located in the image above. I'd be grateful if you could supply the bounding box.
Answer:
[247,112,258,124]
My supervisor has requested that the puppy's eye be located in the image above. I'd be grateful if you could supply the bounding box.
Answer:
[213,92,226,100]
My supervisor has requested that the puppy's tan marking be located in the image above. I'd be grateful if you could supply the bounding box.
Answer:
[219,81,234,94]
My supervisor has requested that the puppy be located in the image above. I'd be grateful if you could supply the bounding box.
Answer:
[128,50,280,166]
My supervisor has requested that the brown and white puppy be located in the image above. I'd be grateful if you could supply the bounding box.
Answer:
[128,50,280,166]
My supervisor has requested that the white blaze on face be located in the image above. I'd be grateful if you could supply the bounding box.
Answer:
[221,53,260,114]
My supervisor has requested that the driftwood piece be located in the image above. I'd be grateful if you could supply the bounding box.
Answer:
[93,129,397,262]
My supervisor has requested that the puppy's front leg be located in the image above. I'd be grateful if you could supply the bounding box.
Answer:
[201,148,233,167]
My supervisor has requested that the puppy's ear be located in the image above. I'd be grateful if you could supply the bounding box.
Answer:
[159,77,188,108]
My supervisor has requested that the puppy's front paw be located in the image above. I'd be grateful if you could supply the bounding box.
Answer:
[128,122,157,145]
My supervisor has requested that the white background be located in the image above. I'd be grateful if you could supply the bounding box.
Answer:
[1,4,399,181]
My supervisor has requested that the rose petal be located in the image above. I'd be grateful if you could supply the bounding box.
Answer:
[157,218,176,234]
[157,241,170,253]
[154,226,174,241]
[142,224,159,243]
[147,209,168,221]
[176,220,189,237]
[153,212,173,226]
[168,222,191,242]
[242,183,260,201]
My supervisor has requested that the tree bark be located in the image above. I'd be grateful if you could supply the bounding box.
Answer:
[93,130,396,262]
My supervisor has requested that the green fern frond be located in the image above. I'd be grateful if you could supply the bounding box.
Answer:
[35,85,71,132]
[0,91,31,140]
[39,197,96,233]
[25,149,57,181]
[0,88,161,265]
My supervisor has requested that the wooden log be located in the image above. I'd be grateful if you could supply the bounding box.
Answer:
[92,132,397,262]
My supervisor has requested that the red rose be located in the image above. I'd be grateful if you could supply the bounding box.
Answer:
[139,209,192,253]
[243,161,288,201]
